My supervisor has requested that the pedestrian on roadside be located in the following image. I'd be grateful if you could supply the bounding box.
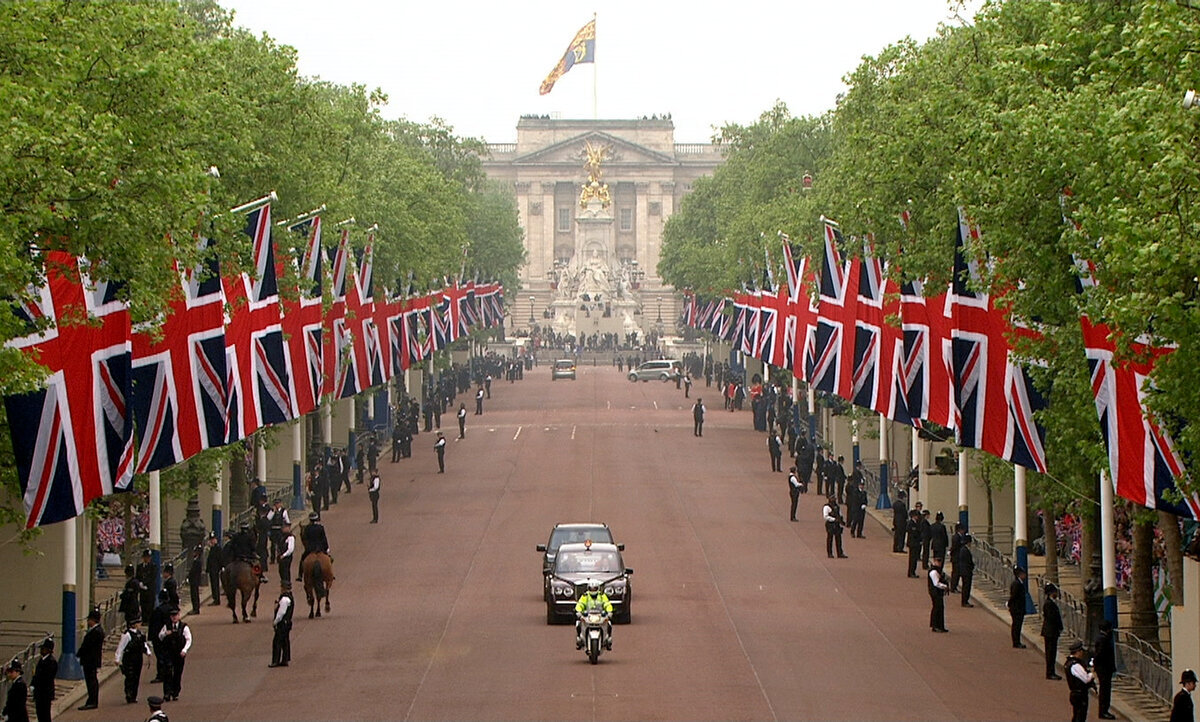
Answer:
[957,534,975,607]
[1041,583,1064,680]
[3,658,28,722]
[1171,669,1197,722]
[1064,640,1096,722]
[475,386,484,415]
[115,617,152,704]
[434,431,446,473]
[928,556,949,633]
[457,403,467,439]
[485,373,492,398]
[368,469,381,523]
[683,373,692,398]
[77,607,104,710]
[822,495,847,559]
[157,608,191,702]
[31,637,56,722]
[269,583,293,668]
[1008,566,1029,648]
[692,398,705,437]
[1094,620,1117,719]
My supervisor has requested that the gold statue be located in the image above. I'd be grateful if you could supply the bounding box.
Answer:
[579,140,611,209]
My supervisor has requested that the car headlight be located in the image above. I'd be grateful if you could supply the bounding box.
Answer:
[555,585,573,598]
[606,582,625,596]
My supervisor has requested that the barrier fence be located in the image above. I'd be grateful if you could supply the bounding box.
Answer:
[972,536,1173,708]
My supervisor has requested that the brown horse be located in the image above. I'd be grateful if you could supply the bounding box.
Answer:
[220,559,261,623]
[300,552,334,618]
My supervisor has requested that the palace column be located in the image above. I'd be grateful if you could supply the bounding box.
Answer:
[656,181,676,284]
[541,181,557,274]
[634,181,650,273]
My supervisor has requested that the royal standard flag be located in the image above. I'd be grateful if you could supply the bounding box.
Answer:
[539,19,595,95]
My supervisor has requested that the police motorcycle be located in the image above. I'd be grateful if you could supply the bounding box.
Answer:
[575,578,617,664]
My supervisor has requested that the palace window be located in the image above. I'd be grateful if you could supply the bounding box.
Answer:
[619,207,633,232]
[557,207,571,232]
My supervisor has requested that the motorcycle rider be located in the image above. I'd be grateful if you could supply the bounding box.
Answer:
[574,580,614,651]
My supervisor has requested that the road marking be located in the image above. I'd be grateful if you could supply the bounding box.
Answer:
[571,425,576,440]
[653,401,658,410]
[512,426,521,441]
[606,400,610,410]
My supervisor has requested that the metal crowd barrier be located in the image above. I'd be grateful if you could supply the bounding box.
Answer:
[0,632,51,705]
[972,536,1173,708]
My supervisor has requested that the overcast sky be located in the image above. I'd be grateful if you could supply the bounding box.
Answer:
[220,0,982,144]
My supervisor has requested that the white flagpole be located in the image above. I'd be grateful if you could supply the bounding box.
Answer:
[592,12,598,119]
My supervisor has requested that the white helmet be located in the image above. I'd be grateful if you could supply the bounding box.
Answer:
[587,580,601,595]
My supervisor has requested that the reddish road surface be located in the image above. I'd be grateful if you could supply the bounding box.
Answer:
[65,363,1070,720]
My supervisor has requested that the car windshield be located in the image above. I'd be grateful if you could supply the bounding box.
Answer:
[555,361,573,368]
[549,527,612,552]
[555,550,622,574]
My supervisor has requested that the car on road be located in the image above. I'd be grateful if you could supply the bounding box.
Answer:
[537,523,620,583]
[544,541,633,624]
[552,359,576,380]
[627,359,681,382]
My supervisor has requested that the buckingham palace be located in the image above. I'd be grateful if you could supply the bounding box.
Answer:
[483,116,724,338]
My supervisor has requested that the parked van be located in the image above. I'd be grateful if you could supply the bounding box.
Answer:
[628,359,681,382]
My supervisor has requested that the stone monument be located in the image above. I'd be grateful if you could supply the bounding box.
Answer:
[548,141,644,340]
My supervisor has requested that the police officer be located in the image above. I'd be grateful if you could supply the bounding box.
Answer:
[1041,582,1064,679]
[160,562,179,609]
[205,532,224,605]
[928,556,949,633]
[114,616,152,704]
[76,608,104,710]
[957,534,976,607]
[300,511,329,571]
[434,431,446,472]
[277,521,295,584]
[906,510,923,578]
[157,608,191,702]
[1172,669,1197,722]
[3,658,28,722]
[787,466,802,522]
[30,637,56,722]
[269,583,294,668]
[187,545,203,615]
[1064,640,1096,722]
[1008,566,1029,648]
[136,548,157,621]
[120,563,146,624]
[891,492,908,553]
[267,500,288,563]
[822,495,847,559]
[929,511,949,563]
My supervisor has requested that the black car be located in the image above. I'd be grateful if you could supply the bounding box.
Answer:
[536,522,622,583]
[544,541,633,625]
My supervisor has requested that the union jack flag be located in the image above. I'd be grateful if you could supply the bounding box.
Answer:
[132,236,227,472]
[280,215,323,417]
[781,235,817,379]
[4,252,134,528]
[899,279,955,430]
[758,252,790,368]
[222,202,298,443]
[321,229,351,400]
[853,239,911,424]
[808,218,859,399]
[948,209,1046,471]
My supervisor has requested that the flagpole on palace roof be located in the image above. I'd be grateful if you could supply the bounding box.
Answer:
[592,11,598,120]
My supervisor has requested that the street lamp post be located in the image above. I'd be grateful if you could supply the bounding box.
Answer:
[656,296,662,323]
[529,295,535,325]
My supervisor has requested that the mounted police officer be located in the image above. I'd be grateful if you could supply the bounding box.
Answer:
[300,511,330,575]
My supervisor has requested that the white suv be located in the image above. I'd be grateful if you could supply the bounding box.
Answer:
[627,359,681,382]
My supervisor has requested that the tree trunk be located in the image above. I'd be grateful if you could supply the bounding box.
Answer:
[1043,504,1059,585]
[1130,516,1160,646]
[1158,509,1185,605]
[1080,510,1095,586]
